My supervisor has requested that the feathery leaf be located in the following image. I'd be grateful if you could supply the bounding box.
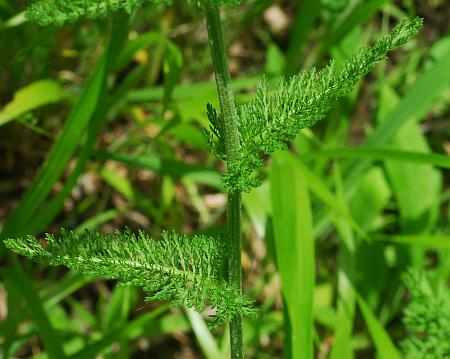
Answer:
[5,229,255,326]
[26,0,172,26]
[202,103,227,160]
[26,0,243,26]
[204,17,423,192]
[401,270,450,358]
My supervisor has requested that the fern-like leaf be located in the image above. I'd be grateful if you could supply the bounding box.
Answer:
[206,17,423,192]
[26,0,172,26]
[401,270,450,359]
[4,229,255,326]
[27,0,243,26]
[202,103,227,160]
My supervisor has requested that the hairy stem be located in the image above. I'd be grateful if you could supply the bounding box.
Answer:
[204,2,243,358]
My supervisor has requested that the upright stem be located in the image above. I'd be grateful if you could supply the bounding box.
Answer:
[204,2,243,358]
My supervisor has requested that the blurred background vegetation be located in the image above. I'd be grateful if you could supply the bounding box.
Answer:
[0,0,449,358]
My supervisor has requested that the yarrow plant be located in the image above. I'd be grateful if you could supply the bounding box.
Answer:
[4,0,423,357]
[401,270,450,359]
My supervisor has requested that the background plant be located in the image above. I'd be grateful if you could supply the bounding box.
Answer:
[401,270,450,358]
[0,0,449,358]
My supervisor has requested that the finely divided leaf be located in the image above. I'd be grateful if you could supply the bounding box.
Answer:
[5,229,255,326]
[26,0,243,26]
[401,270,450,358]
[207,17,423,192]
[26,0,172,26]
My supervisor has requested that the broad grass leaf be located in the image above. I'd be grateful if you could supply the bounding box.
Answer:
[0,79,67,128]
[270,151,315,359]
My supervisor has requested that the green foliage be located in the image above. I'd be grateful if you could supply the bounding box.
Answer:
[401,270,450,359]
[203,103,227,161]
[26,0,172,26]
[26,0,242,26]
[4,0,443,355]
[5,229,255,326]
[205,17,423,192]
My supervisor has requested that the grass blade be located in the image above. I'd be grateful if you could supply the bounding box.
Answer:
[343,41,450,195]
[40,272,91,309]
[378,83,442,234]
[306,147,450,169]
[93,150,220,184]
[3,266,67,359]
[24,15,130,235]
[69,306,169,359]
[0,79,67,128]
[298,161,369,240]
[366,43,450,146]
[357,293,401,359]
[0,54,109,242]
[372,234,450,250]
[285,0,320,75]
[186,308,223,359]
[330,163,356,359]
[271,151,315,359]
[2,273,23,358]
[322,0,391,51]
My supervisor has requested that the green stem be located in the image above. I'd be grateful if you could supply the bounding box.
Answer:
[203,2,243,358]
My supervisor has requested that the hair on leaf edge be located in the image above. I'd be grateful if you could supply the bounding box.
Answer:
[4,229,256,327]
